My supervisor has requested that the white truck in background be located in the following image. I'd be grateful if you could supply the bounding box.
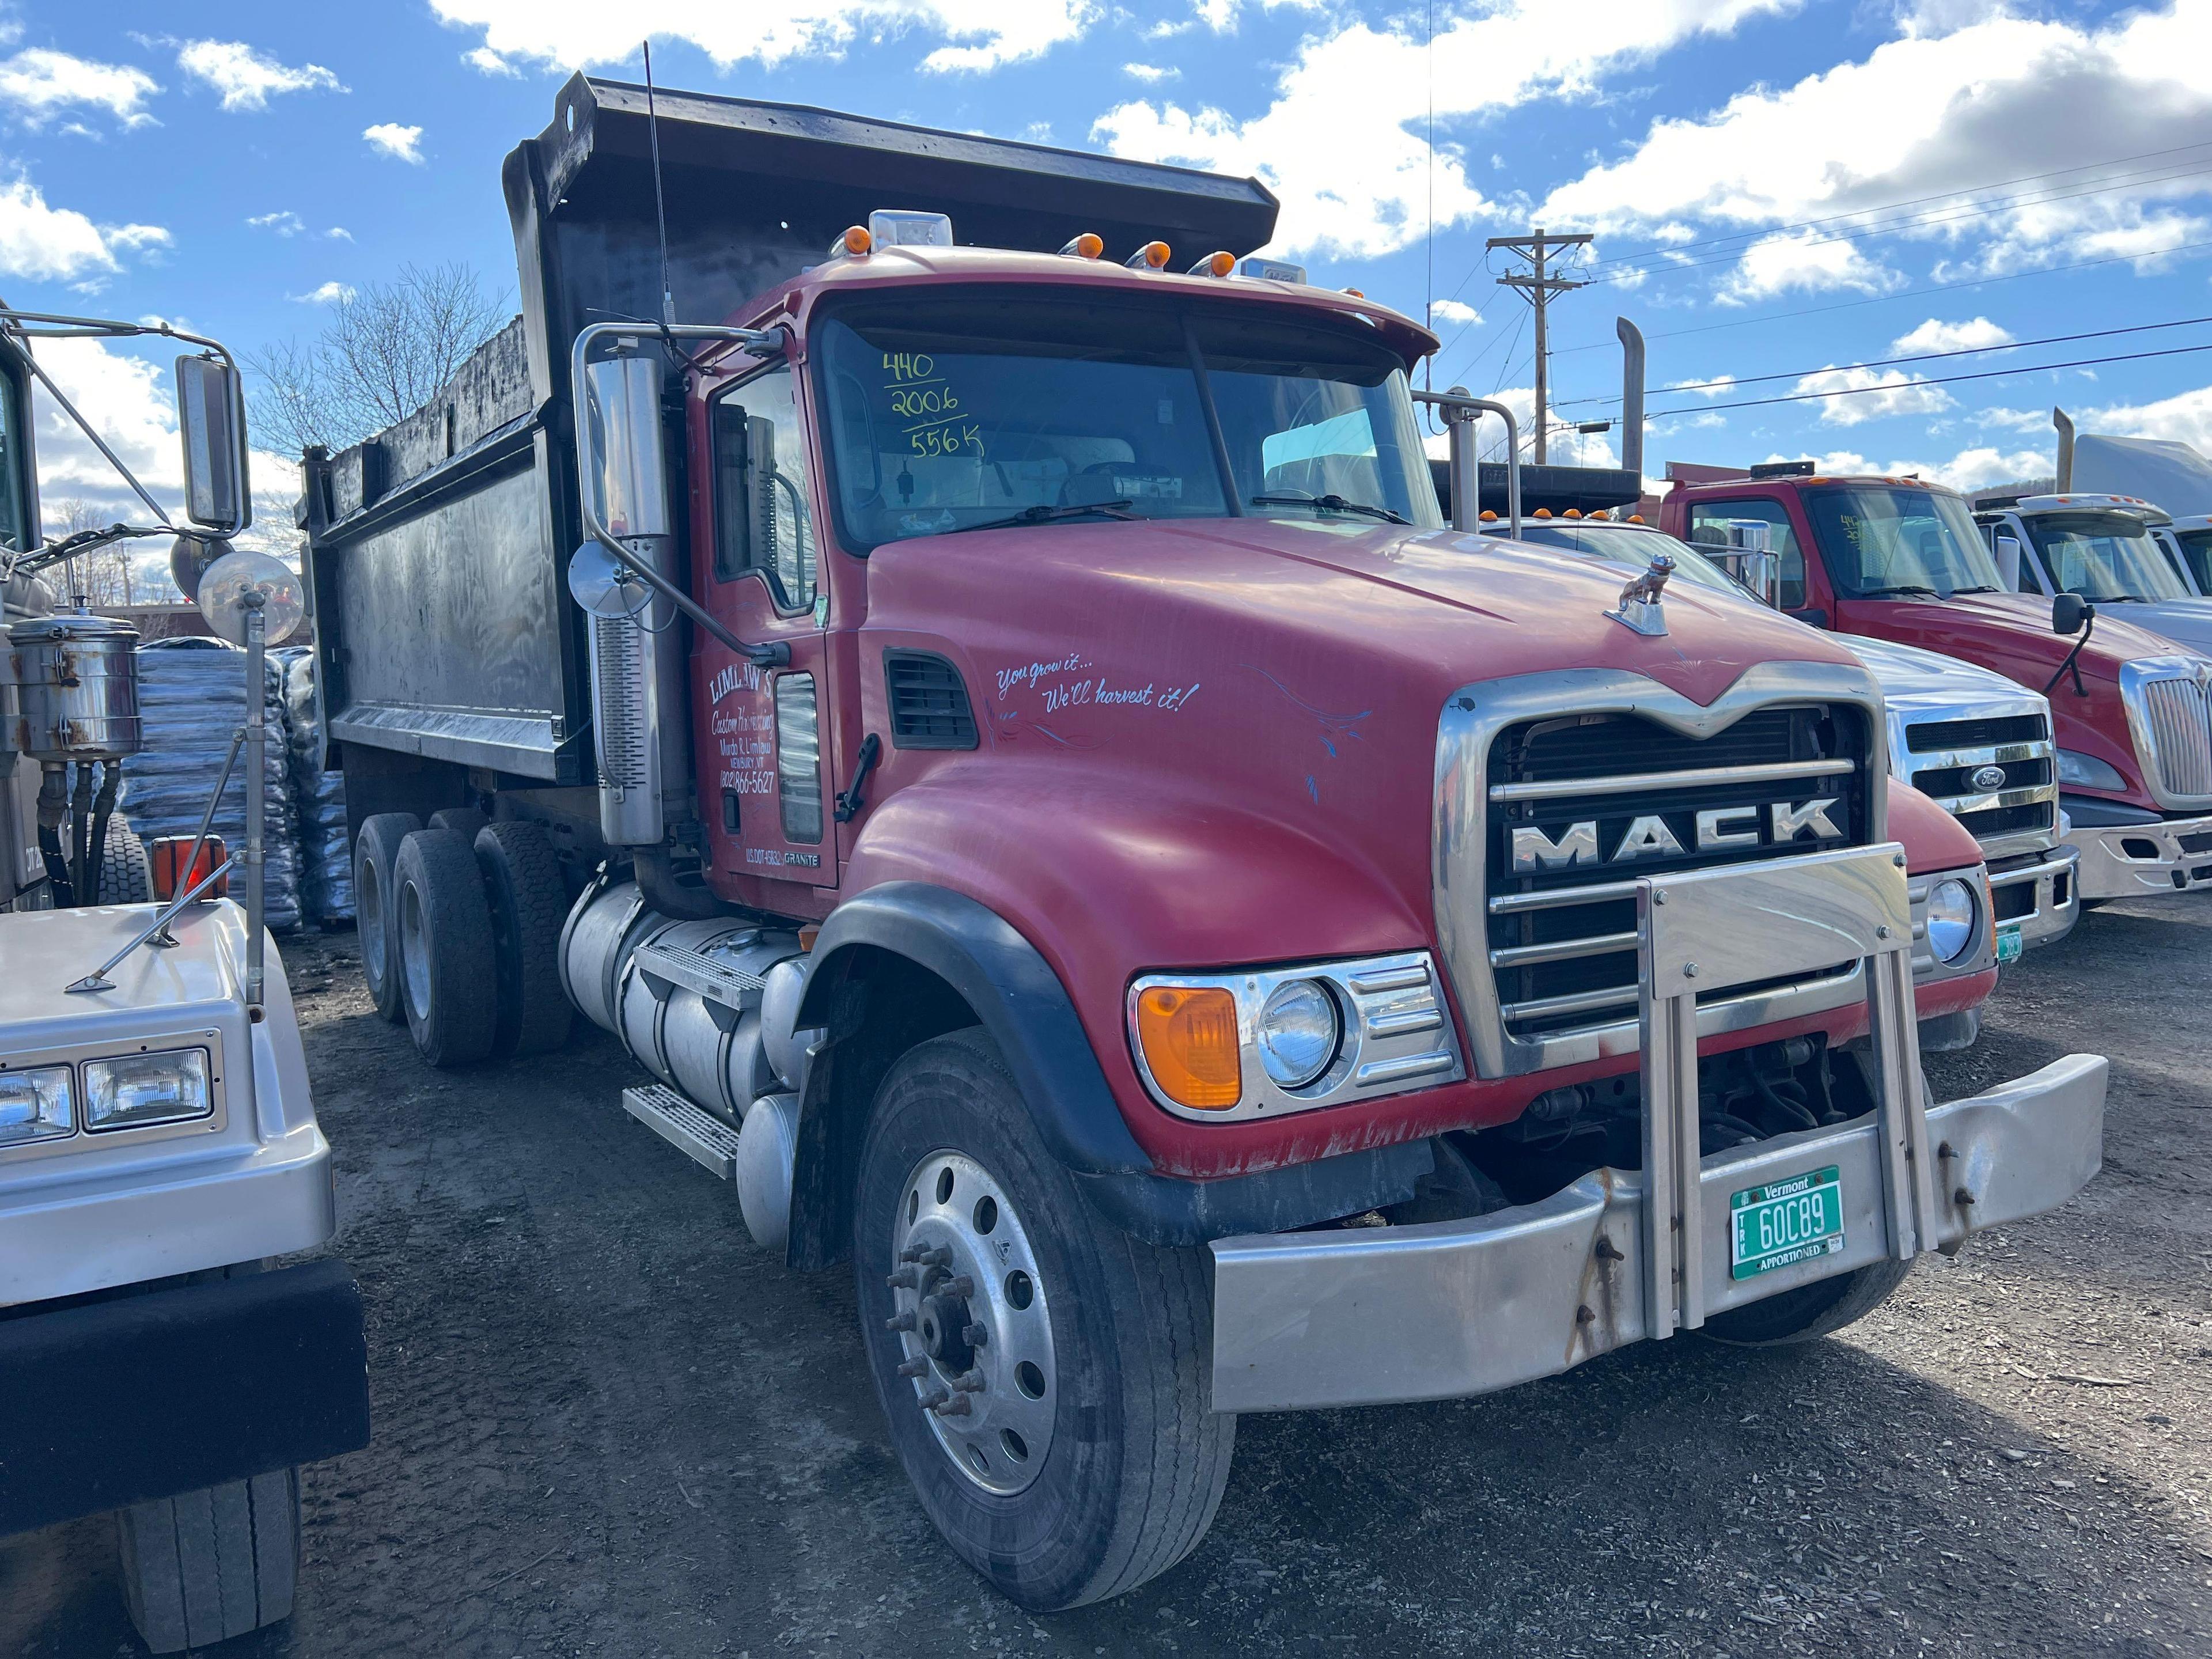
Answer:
[0,307,368,1653]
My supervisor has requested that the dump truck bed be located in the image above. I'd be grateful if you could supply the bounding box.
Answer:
[302,75,1278,785]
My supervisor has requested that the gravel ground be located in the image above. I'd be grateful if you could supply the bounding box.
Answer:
[5,896,2209,1658]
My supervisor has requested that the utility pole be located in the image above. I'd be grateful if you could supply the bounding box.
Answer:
[1488,227,1592,464]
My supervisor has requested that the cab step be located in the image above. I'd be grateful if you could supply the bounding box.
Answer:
[622,1084,741,1180]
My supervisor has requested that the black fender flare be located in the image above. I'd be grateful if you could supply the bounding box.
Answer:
[786,882,1435,1260]
[795,881,1150,1177]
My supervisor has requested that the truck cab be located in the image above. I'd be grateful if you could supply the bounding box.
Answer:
[1484,510,2077,979]
[1660,467,2212,903]
[305,78,2106,1611]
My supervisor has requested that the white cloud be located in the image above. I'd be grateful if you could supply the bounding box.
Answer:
[1124,62,1179,82]
[292,281,356,304]
[2077,384,2212,455]
[1978,405,2052,433]
[0,176,167,282]
[1541,3,2212,277]
[1721,231,1900,303]
[1095,0,1797,258]
[464,46,517,76]
[176,40,343,112]
[24,336,300,558]
[325,225,352,241]
[1777,445,2051,492]
[1192,0,1239,28]
[1666,373,1737,399]
[363,123,424,164]
[1430,298,1483,327]
[0,47,160,128]
[248,209,304,236]
[1789,365,1955,426]
[1891,315,2012,354]
[427,2,1097,75]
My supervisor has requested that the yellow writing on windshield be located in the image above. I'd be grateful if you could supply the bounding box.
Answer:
[884,351,983,459]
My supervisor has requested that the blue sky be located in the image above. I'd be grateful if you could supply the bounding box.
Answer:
[9,0,2212,547]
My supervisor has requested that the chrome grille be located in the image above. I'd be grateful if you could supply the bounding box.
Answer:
[1485,704,1872,1040]
[2137,676,2212,798]
[1904,709,2055,858]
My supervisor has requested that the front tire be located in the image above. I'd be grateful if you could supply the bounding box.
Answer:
[853,1029,1234,1611]
[116,1468,300,1653]
[1699,1255,1912,1346]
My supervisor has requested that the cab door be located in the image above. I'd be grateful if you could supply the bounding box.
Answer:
[694,355,840,903]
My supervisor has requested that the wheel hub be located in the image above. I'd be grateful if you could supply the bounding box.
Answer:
[887,1149,1056,1496]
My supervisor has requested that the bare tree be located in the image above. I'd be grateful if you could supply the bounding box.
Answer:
[247,262,509,459]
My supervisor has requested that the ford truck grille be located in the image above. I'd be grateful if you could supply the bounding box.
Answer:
[2136,675,2212,798]
[1484,704,1872,1040]
[1903,709,2055,853]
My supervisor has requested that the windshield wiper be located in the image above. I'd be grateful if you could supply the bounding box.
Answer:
[1251,493,1409,525]
[948,500,1137,535]
[1954,584,2002,594]
[1861,584,1942,598]
[2102,592,2153,602]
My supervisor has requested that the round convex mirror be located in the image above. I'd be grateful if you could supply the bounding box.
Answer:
[196,549,306,646]
[168,534,232,603]
[567,540,654,620]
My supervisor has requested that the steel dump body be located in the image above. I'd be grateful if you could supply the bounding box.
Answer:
[301,76,1279,789]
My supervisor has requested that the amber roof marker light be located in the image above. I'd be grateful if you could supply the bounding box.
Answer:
[1188,251,1236,277]
[1059,233,1104,259]
[830,224,872,258]
[1125,240,1172,270]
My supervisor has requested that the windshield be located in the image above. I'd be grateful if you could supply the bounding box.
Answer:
[2171,528,2212,594]
[1505,522,1745,594]
[1801,486,2002,599]
[2027,510,2189,602]
[815,290,1438,550]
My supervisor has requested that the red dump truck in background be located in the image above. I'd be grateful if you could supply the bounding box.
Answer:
[1661,463,2212,904]
[300,79,2106,1608]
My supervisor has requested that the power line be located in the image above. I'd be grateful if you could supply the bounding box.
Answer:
[1644,340,2212,421]
[1557,311,2212,410]
[1546,236,2212,362]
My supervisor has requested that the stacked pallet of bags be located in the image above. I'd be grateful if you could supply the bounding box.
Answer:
[119,639,304,931]
[280,647,353,923]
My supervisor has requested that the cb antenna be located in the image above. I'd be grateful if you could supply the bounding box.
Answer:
[642,39,675,329]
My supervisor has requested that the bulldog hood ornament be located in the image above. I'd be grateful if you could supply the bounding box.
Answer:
[1606,551,1676,638]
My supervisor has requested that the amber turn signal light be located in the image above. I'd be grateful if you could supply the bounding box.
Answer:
[1134,986,1241,1110]
[1479,509,1498,522]
[831,225,873,257]
[1126,240,1172,270]
[1060,233,1104,258]
[1188,250,1235,277]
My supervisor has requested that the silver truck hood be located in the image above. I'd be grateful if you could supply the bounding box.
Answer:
[2088,599,2212,660]
[1836,632,2046,721]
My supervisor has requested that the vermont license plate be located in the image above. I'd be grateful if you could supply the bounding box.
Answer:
[1995,923,2024,965]
[1730,1166,1844,1279]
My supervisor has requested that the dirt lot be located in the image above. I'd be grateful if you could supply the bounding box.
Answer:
[6,895,2210,1658]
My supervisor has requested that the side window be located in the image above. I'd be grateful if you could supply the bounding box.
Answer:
[1688,499,1806,609]
[713,366,816,612]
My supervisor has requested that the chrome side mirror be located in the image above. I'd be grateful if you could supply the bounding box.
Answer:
[175,355,251,536]
[1994,534,2024,590]
[1722,549,1781,607]
[581,351,671,544]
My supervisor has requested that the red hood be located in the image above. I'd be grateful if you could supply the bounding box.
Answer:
[1844,590,2190,688]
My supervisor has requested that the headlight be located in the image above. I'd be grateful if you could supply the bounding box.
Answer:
[0,1066,75,1147]
[2057,748,2128,791]
[83,1048,212,1132]
[1926,878,1976,964]
[1254,979,1340,1089]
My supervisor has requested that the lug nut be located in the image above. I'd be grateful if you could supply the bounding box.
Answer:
[940,1275,975,1299]
[918,1386,951,1410]
[896,1358,929,1378]
[887,1266,922,1289]
[897,1245,926,1264]
[931,1394,974,1417]
[953,1369,986,1392]
[884,1310,916,1332]
[961,1323,988,1347]
[919,1245,953,1268]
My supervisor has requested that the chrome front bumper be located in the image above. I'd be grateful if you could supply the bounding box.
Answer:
[1988,846,2081,949]
[1210,1055,2105,1412]
[2065,811,2212,900]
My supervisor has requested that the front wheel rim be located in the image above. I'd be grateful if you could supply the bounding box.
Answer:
[888,1149,1057,1497]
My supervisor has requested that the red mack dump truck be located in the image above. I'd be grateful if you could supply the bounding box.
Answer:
[1661,463,2212,905]
[304,79,2106,1607]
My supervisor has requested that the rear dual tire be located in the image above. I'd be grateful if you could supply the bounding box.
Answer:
[353,813,420,1023]
[394,827,498,1068]
[853,1029,1234,1610]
